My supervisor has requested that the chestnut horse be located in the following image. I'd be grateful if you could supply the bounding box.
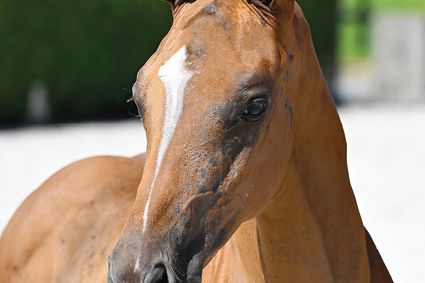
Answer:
[0,0,393,282]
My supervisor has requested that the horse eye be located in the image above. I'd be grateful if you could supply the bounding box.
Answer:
[240,96,269,122]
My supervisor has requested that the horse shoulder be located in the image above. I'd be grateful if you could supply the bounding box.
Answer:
[0,155,145,283]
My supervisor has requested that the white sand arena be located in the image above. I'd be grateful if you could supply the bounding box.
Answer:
[0,105,424,282]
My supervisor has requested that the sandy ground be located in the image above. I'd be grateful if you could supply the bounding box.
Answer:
[0,106,424,282]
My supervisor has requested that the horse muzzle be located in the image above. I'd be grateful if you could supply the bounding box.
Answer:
[108,228,206,283]
[108,255,179,283]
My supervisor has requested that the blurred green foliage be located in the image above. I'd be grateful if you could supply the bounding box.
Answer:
[0,0,342,124]
[372,0,425,11]
[0,0,172,124]
[299,0,338,71]
[339,0,425,62]
[298,0,338,99]
[339,0,370,61]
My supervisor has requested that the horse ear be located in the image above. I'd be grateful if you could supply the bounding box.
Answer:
[166,0,195,9]
[165,0,181,9]
[259,0,295,22]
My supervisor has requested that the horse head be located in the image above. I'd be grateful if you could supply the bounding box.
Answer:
[109,1,326,282]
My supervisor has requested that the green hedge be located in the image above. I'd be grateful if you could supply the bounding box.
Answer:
[298,0,338,97]
[0,0,172,124]
[0,0,338,124]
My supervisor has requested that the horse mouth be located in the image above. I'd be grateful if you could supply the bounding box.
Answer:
[142,250,204,283]
[145,261,202,283]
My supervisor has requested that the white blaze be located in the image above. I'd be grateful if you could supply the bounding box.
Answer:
[142,46,193,232]
[134,257,141,273]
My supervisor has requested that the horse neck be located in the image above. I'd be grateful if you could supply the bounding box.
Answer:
[240,56,370,282]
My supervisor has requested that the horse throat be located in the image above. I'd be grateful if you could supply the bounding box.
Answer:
[252,73,371,282]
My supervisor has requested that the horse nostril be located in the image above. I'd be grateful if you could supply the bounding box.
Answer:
[145,263,168,283]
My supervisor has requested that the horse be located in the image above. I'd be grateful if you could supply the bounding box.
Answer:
[0,0,393,282]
